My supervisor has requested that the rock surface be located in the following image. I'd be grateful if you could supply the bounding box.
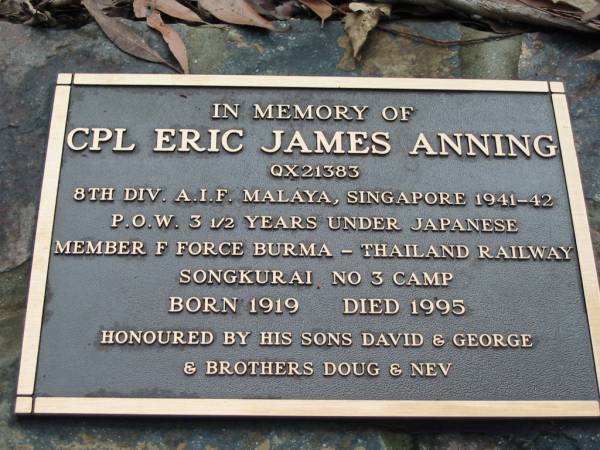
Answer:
[0,18,599,449]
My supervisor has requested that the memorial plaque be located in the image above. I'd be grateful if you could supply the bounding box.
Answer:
[15,74,600,418]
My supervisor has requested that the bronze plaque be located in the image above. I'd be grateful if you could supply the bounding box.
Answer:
[15,74,600,418]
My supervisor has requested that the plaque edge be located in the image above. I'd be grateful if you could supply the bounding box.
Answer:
[29,398,600,418]
[70,74,550,92]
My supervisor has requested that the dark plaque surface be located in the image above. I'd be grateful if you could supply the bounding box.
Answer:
[15,74,600,417]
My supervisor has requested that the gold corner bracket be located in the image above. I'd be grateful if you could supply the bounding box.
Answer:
[549,81,566,93]
[14,396,33,415]
[56,73,73,86]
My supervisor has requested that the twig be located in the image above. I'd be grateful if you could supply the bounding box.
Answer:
[377,23,524,46]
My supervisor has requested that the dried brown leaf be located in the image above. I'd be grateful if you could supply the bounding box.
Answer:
[133,0,205,23]
[551,0,597,11]
[518,0,594,10]
[582,2,600,21]
[146,9,189,73]
[348,1,390,15]
[344,2,390,58]
[344,13,376,57]
[82,0,175,69]
[274,0,297,19]
[132,0,147,18]
[155,0,206,22]
[197,0,274,30]
[581,48,600,60]
[299,0,333,26]
[250,0,297,20]
[93,0,117,9]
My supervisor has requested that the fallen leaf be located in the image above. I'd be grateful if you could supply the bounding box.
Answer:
[146,9,189,73]
[155,0,206,22]
[251,0,297,20]
[344,2,391,58]
[198,0,274,30]
[349,1,391,15]
[582,2,600,21]
[551,0,597,11]
[89,0,115,7]
[299,0,333,26]
[251,0,276,17]
[82,0,175,69]
[133,0,205,23]
[274,0,298,19]
[581,48,600,60]
[132,0,148,18]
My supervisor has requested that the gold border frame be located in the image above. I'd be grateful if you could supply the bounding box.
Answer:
[15,74,600,418]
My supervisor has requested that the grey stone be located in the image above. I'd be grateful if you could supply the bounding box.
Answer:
[187,19,352,76]
[518,32,600,199]
[0,20,172,274]
[338,21,463,76]
[0,16,599,449]
[416,432,503,450]
[0,202,35,272]
[380,431,413,449]
[460,28,522,79]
